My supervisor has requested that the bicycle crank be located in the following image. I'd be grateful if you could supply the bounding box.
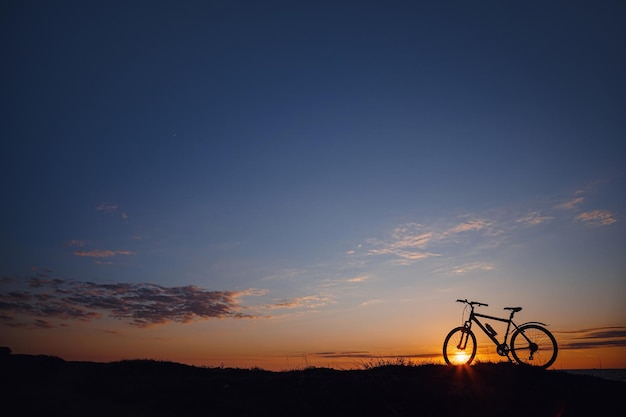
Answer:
[496,344,510,356]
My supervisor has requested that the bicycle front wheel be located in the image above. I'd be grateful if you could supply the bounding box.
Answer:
[510,324,558,369]
[443,327,476,366]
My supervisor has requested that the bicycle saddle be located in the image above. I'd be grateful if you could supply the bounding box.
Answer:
[504,307,522,312]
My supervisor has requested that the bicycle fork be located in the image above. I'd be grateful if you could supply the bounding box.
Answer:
[456,324,471,350]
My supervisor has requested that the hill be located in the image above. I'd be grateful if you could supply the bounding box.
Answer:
[2,354,623,416]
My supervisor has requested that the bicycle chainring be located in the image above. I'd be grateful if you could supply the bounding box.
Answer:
[496,344,510,356]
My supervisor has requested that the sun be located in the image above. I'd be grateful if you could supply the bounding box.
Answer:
[451,351,470,365]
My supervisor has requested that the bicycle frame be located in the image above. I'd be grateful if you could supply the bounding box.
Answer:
[465,309,518,349]
[460,306,548,355]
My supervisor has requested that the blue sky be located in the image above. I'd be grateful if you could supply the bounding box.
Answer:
[1,1,625,369]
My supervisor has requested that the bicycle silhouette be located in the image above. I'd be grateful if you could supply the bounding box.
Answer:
[443,299,558,368]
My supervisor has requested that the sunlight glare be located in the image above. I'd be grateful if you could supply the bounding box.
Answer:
[452,351,469,365]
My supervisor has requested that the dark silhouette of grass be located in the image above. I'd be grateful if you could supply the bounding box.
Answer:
[2,353,623,416]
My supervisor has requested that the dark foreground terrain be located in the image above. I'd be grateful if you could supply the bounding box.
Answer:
[2,354,624,417]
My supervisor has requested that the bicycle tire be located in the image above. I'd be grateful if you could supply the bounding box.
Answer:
[443,326,477,366]
[510,324,558,369]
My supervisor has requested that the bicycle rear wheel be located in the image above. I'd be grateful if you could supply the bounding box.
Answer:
[443,327,476,366]
[510,324,558,369]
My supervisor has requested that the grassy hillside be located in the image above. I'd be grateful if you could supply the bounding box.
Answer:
[2,354,623,416]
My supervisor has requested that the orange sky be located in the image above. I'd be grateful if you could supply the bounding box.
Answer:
[3,302,624,370]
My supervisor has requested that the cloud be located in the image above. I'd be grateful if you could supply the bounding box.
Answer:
[236,288,268,297]
[357,179,618,268]
[96,202,128,219]
[73,250,135,258]
[447,262,494,275]
[265,295,330,310]
[65,240,88,247]
[0,278,262,328]
[362,218,493,265]
[96,203,118,213]
[575,210,617,226]
[311,351,440,360]
[443,219,492,235]
[560,339,626,350]
[34,319,54,329]
[583,329,626,339]
[360,299,382,306]
[553,187,616,225]
[363,224,438,264]
[312,351,372,359]
[367,247,438,265]
[555,326,626,350]
[347,276,368,283]
[556,197,584,210]
[390,223,434,248]
[515,212,553,226]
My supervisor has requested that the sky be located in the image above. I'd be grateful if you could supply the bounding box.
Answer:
[1,0,625,370]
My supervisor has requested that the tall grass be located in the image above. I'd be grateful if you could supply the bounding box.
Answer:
[360,356,418,369]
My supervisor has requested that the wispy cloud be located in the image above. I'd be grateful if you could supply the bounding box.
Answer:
[312,350,372,359]
[96,203,118,213]
[555,326,626,350]
[516,212,553,226]
[96,202,128,220]
[553,186,618,226]
[265,295,330,310]
[555,197,585,210]
[447,262,494,275]
[390,223,434,248]
[73,250,135,258]
[367,247,438,265]
[575,210,617,226]
[443,218,492,236]
[34,319,54,329]
[352,180,618,267]
[64,240,88,247]
[0,278,262,328]
[236,288,268,297]
[359,218,494,265]
[311,351,440,360]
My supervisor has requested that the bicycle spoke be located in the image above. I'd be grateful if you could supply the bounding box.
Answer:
[443,327,476,366]
[511,325,558,368]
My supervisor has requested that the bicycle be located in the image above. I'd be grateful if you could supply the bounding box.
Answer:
[443,299,558,368]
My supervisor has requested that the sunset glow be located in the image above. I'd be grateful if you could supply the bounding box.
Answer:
[1,1,624,371]
[451,352,470,366]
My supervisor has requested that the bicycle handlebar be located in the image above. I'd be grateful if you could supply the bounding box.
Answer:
[456,299,488,307]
